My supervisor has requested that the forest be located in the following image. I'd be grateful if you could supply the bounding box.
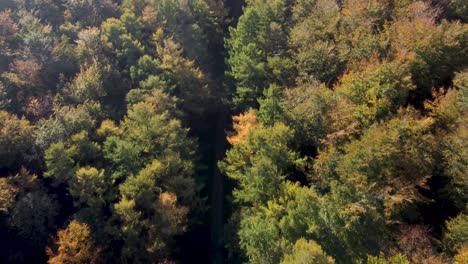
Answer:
[0,0,466,263]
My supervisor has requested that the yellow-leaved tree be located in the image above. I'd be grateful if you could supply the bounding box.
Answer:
[47,220,102,264]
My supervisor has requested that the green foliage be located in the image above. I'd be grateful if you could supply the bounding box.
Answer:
[0,0,467,262]
[115,161,191,261]
[220,122,301,205]
[0,111,34,172]
[258,84,283,126]
[337,113,436,218]
[289,0,341,84]
[281,239,335,264]
[129,55,161,86]
[238,211,282,263]
[103,135,143,182]
[441,121,468,209]
[221,118,330,263]
[237,183,322,264]
[155,38,211,116]
[318,182,386,261]
[101,17,144,67]
[281,82,335,147]
[44,142,77,185]
[425,77,467,209]
[75,27,104,61]
[226,0,293,109]
[119,99,195,160]
[45,130,101,186]
[69,167,107,208]
[63,59,108,103]
[337,60,415,127]
[454,70,468,115]
[126,89,181,117]
[121,11,144,40]
[367,253,410,264]
[443,213,468,255]
[151,0,227,68]
[409,20,468,95]
[102,94,200,261]
[16,12,56,61]
[63,0,118,28]
[0,82,10,109]
[35,101,102,150]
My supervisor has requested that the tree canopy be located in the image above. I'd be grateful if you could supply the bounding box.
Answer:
[0,0,466,263]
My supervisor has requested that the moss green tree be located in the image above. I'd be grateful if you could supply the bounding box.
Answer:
[0,111,34,172]
[281,239,334,264]
[226,0,295,109]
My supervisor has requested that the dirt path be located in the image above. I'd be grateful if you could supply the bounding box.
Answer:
[210,1,245,262]
[210,107,228,264]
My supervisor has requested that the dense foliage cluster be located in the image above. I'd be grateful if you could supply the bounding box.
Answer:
[0,0,226,262]
[0,0,466,263]
[221,0,467,263]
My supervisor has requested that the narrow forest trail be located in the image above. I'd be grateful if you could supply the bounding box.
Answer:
[208,1,245,263]
[210,107,229,264]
